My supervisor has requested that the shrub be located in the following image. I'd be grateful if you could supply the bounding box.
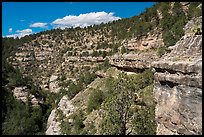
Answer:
[79,72,97,86]
[61,110,85,134]
[67,82,83,99]
[87,89,105,113]
[157,46,167,57]
[97,58,111,71]
[73,112,85,131]
[131,105,156,135]
[60,74,66,81]
[121,46,127,54]
[92,50,99,57]
[99,71,155,135]
[194,27,202,35]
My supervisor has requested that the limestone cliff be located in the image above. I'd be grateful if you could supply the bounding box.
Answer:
[152,16,202,135]
[3,2,202,135]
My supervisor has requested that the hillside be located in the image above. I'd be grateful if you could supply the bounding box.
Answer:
[2,2,202,135]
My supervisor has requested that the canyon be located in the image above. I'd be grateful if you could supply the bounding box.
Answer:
[3,2,202,135]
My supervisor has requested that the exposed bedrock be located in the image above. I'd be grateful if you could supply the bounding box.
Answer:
[152,16,202,135]
[154,84,202,135]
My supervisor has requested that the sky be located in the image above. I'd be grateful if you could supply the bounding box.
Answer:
[2,2,156,38]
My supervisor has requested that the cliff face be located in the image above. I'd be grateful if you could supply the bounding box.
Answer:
[3,2,202,135]
[46,95,76,135]
[45,76,105,135]
[108,16,202,135]
[9,28,117,93]
[152,16,202,135]
[109,51,159,72]
[44,16,202,135]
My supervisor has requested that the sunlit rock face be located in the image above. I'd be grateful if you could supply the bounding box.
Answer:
[46,95,76,135]
[152,16,202,135]
[12,86,44,106]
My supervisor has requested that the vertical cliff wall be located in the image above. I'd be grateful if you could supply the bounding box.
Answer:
[152,16,202,135]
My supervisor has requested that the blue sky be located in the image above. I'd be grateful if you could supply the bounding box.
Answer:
[2,2,156,38]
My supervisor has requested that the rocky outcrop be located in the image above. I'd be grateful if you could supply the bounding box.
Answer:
[154,84,202,135]
[83,109,105,135]
[124,34,164,51]
[49,75,60,93]
[109,51,159,72]
[12,87,28,103]
[45,109,61,135]
[152,16,202,135]
[95,70,106,78]
[12,86,43,106]
[81,56,105,62]
[58,96,75,117]
[46,95,76,135]
[45,76,108,135]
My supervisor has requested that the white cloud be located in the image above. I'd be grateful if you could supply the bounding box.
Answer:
[51,11,121,29]
[16,29,32,33]
[6,29,33,38]
[9,28,12,32]
[30,22,48,28]
[20,19,25,22]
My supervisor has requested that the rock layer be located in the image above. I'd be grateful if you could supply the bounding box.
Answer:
[109,51,159,72]
[152,16,202,135]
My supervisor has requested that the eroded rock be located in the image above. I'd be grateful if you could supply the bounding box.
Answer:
[12,86,43,106]
[12,86,28,103]
[49,75,60,93]
[46,95,76,135]
[153,16,202,135]
[45,109,61,135]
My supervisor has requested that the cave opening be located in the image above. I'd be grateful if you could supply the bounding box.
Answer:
[113,65,146,73]
[159,80,178,88]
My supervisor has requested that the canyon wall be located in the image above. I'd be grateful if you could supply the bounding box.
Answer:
[152,16,202,135]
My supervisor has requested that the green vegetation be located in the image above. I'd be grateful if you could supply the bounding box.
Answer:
[72,111,85,134]
[187,2,202,19]
[2,63,48,135]
[160,2,187,47]
[99,69,155,135]
[59,68,155,135]
[2,2,202,135]
[97,58,111,71]
[100,73,135,135]
[121,46,127,54]
[79,71,97,86]
[62,47,73,54]
[131,85,156,135]
[81,51,89,57]
[2,88,41,135]
[66,71,97,99]
[92,50,107,58]
[2,37,55,135]
[59,74,66,81]
[60,110,85,135]
[157,46,167,57]
[87,89,105,113]
[194,26,202,35]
